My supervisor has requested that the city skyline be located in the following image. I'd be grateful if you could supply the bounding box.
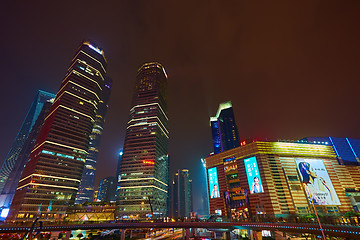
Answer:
[1,1,360,212]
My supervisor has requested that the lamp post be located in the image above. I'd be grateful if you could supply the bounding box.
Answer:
[303,184,326,240]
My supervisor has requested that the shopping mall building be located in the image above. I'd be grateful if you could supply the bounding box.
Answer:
[204,140,360,220]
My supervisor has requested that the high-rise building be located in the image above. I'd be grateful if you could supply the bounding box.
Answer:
[170,169,192,218]
[75,77,112,204]
[7,41,108,222]
[117,62,169,219]
[97,176,116,202]
[302,137,360,166]
[0,92,55,218]
[0,90,56,194]
[115,149,123,199]
[210,101,240,154]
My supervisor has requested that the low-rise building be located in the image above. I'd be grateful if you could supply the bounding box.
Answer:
[205,141,360,220]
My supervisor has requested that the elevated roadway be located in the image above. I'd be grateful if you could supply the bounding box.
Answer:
[0,222,359,239]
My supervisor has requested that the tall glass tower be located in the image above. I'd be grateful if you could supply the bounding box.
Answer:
[171,169,192,218]
[117,62,169,219]
[97,176,116,202]
[0,91,56,194]
[7,41,108,222]
[210,101,240,154]
[75,77,112,204]
[0,91,55,217]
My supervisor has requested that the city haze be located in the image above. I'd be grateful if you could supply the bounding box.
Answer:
[0,1,360,212]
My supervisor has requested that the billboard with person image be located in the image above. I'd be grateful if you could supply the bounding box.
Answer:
[208,167,220,198]
[244,156,264,194]
[296,158,340,205]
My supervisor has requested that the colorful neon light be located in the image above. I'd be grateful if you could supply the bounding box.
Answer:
[143,160,155,165]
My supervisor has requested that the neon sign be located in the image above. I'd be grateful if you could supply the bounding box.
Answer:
[142,160,154,165]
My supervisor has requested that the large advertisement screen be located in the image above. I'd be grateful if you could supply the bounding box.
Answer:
[244,156,264,194]
[296,158,340,205]
[208,167,220,198]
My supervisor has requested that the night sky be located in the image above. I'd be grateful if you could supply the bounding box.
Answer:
[1,1,360,212]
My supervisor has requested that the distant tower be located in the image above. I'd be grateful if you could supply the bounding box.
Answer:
[0,90,56,194]
[117,62,169,219]
[97,176,116,202]
[7,41,109,222]
[171,169,192,218]
[115,149,123,199]
[0,91,55,217]
[210,101,240,154]
[75,77,112,204]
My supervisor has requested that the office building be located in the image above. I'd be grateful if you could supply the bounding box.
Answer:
[0,90,56,194]
[171,169,192,218]
[75,77,112,204]
[97,176,116,202]
[205,141,360,220]
[210,101,240,154]
[115,149,123,200]
[302,137,360,166]
[117,62,169,219]
[0,92,55,218]
[7,41,109,222]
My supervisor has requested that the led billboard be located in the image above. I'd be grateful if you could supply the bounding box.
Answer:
[296,158,340,205]
[244,156,264,194]
[208,167,220,198]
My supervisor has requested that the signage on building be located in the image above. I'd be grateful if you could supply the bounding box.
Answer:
[223,156,235,162]
[244,156,264,194]
[296,158,340,205]
[208,167,220,198]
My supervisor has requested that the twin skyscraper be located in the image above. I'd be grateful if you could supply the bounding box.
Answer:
[0,41,169,222]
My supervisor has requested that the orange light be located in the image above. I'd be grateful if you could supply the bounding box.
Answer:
[142,160,155,165]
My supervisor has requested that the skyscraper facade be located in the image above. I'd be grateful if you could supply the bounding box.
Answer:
[75,77,112,204]
[0,90,56,194]
[171,169,192,218]
[0,91,55,218]
[303,137,360,166]
[7,41,108,222]
[117,62,169,219]
[115,149,123,199]
[210,101,240,154]
[97,176,116,202]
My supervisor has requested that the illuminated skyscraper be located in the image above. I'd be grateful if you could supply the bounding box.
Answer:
[98,176,116,202]
[117,62,169,219]
[0,91,55,218]
[0,91,55,194]
[210,101,240,154]
[7,41,108,222]
[302,137,360,166]
[170,169,192,218]
[115,149,123,198]
[75,77,112,204]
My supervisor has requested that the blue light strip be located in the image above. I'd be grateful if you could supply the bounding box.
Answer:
[329,137,340,157]
[346,138,358,158]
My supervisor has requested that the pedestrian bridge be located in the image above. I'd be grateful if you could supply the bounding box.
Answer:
[1,221,359,239]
